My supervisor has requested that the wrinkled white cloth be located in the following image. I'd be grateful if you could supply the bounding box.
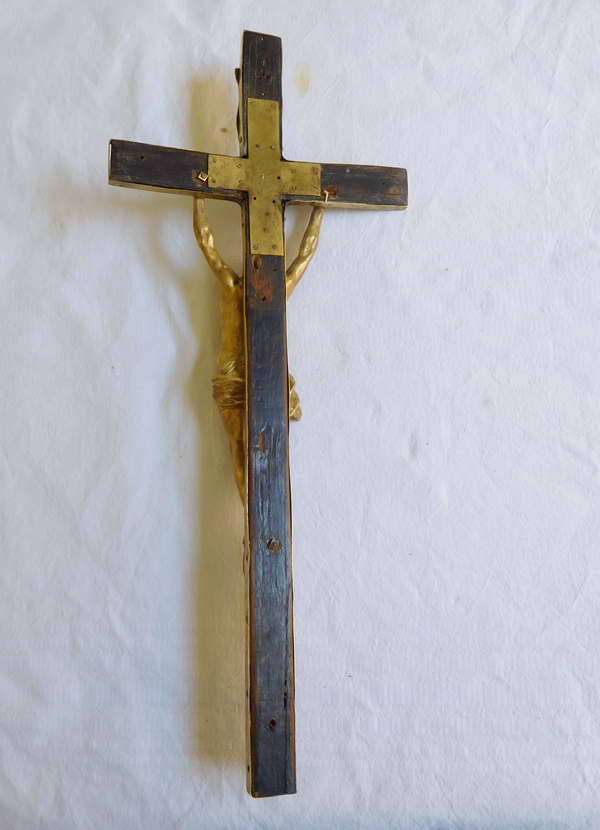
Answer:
[1,0,599,826]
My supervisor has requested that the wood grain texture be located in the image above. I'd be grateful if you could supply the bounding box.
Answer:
[320,163,408,206]
[108,140,244,200]
[240,31,296,798]
[287,163,408,208]
[239,31,283,157]
[245,249,295,798]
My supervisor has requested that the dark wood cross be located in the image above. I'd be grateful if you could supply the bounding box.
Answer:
[108,30,407,798]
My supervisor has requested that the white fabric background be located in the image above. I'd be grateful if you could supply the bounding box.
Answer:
[1,0,599,826]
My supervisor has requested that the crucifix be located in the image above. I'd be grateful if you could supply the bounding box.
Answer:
[108,30,407,798]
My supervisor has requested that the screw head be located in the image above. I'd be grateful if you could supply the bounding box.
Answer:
[267,537,281,553]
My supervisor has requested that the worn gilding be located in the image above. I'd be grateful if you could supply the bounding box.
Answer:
[208,99,320,255]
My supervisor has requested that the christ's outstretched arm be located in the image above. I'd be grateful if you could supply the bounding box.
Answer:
[193,198,240,289]
[285,206,325,299]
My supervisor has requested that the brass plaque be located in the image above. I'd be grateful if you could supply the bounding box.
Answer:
[208,99,321,255]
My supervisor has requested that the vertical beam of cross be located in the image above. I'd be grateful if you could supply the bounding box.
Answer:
[238,31,296,798]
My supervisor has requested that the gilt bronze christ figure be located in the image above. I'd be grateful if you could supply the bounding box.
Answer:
[193,197,323,499]
[108,30,407,798]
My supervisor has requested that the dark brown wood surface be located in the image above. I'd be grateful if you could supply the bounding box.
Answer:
[244,249,295,798]
[302,163,407,208]
[238,30,283,156]
[240,32,296,798]
[108,140,244,200]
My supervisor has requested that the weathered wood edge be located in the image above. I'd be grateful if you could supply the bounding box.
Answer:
[108,139,244,201]
[287,163,408,208]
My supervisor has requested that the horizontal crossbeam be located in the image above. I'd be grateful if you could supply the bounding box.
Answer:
[108,141,407,210]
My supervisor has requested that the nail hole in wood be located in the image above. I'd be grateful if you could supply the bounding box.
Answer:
[138,154,145,160]
[269,718,277,731]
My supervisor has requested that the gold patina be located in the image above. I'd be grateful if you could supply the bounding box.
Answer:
[208,98,321,255]
[193,198,324,500]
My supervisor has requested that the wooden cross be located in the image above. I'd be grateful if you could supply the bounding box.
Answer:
[108,30,407,798]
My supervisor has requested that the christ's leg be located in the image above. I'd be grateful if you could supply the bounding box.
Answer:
[219,407,245,501]
[289,375,301,421]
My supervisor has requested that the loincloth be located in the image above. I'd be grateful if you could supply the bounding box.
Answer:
[212,361,300,419]
[212,358,245,412]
